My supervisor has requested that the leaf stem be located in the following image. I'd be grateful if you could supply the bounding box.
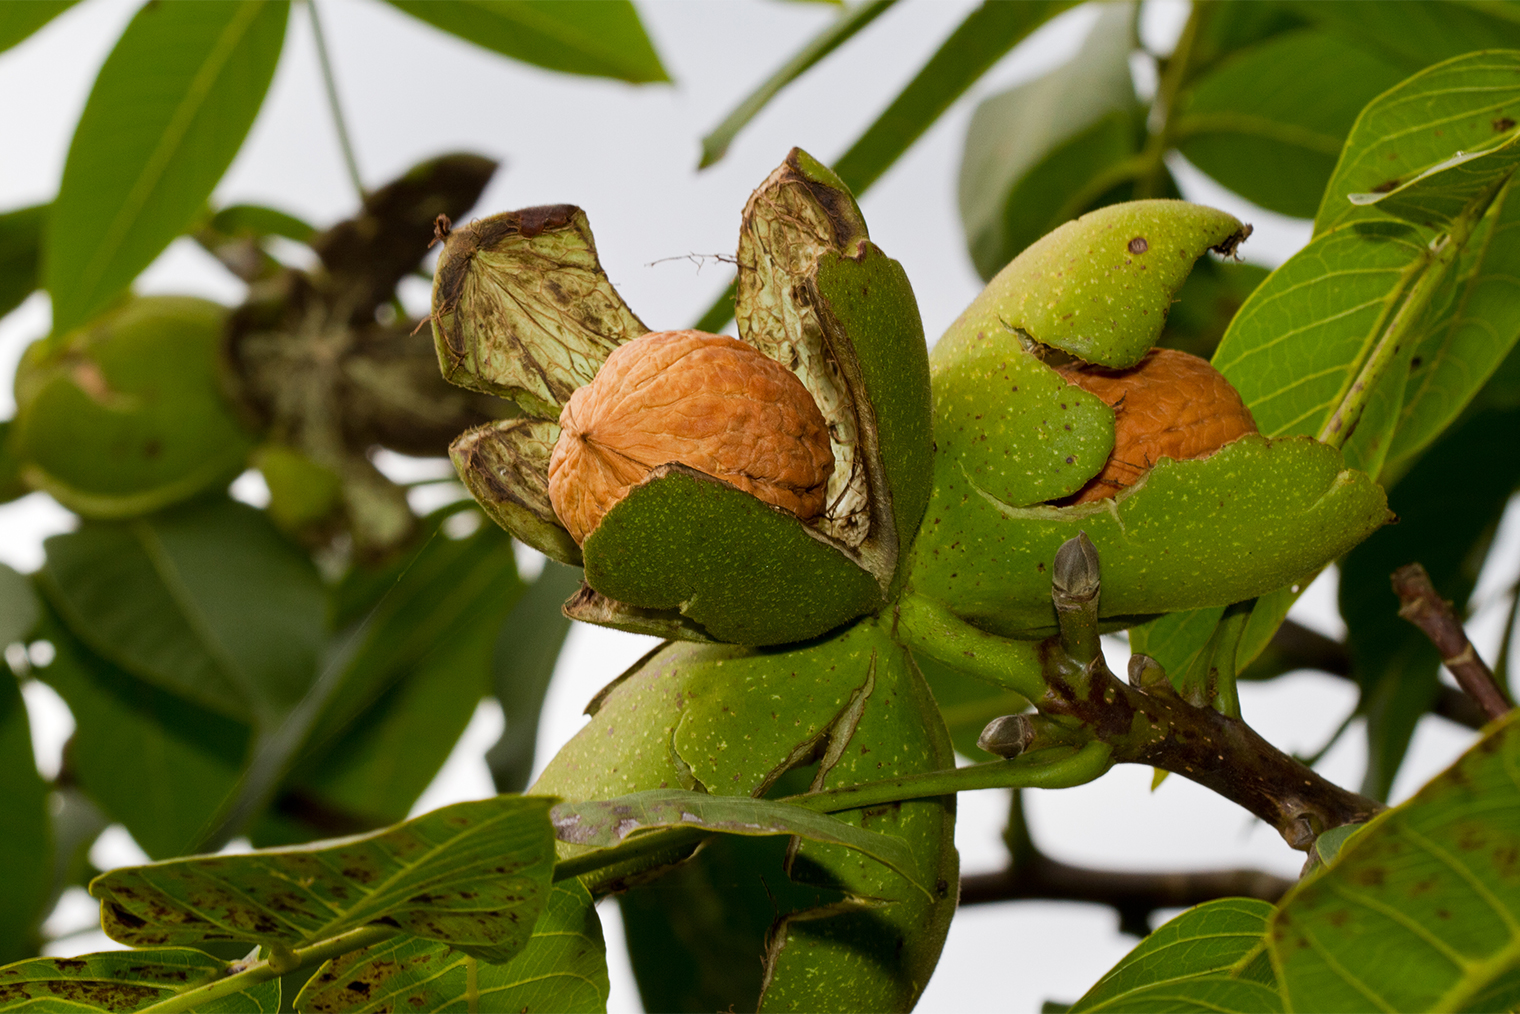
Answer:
[1134,0,1206,198]
[549,745,1113,886]
[697,0,897,169]
[304,0,364,199]
[784,741,1114,811]
[134,925,397,1014]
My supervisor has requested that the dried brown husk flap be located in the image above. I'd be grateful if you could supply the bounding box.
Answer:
[736,148,898,589]
[449,417,581,566]
[431,205,648,419]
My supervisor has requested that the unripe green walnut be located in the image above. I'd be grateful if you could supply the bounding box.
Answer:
[10,296,253,518]
[913,200,1391,638]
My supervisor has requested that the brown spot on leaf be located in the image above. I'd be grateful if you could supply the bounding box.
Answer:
[1496,117,1516,132]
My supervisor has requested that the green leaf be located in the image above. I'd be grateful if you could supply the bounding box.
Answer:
[0,1,76,55]
[0,669,48,963]
[910,435,1389,639]
[40,498,325,724]
[387,0,668,84]
[0,421,25,507]
[1387,180,1520,467]
[1346,131,1520,230]
[306,508,521,769]
[1340,406,1520,799]
[12,297,254,518]
[251,511,522,842]
[1271,709,1520,1013]
[0,563,39,647]
[1215,52,1520,474]
[1126,606,1227,682]
[1184,2,1312,80]
[46,1,288,334]
[1213,222,1425,446]
[552,788,928,893]
[488,560,579,794]
[92,795,557,964]
[207,203,315,244]
[1288,0,1520,73]
[0,948,279,1013]
[1315,51,1520,235]
[1072,898,1277,1012]
[1312,822,1366,868]
[294,880,607,1014]
[697,0,895,168]
[33,602,248,860]
[833,0,1073,194]
[1071,977,1283,1013]
[271,622,496,837]
[0,203,44,322]
[1174,30,1404,219]
[617,832,838,1014]
[959,2,1140,280]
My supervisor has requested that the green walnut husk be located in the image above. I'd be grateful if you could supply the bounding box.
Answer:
[436,148,933,647]
[915,200,1391,638]
[531,615,957,1013]
[10,296,253,518]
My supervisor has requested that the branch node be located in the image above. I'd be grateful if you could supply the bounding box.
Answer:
[1391,562,1512,721]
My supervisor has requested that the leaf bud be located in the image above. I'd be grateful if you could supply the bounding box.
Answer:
[1052,531,1101,602]
[977,714,1035,758]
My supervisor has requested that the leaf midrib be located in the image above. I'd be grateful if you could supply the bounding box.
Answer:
[71,2,266,311]
[211,803,546,945]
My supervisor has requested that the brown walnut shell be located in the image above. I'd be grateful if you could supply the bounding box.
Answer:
[548,329,834,544]
[1057,348,1258,504]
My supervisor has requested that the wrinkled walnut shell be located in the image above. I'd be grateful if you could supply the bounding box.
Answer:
[548,330,834,543]
[1058,348,1258,504]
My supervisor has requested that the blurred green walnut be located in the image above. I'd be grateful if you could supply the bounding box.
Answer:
[434,149,932,646]
[10,296,253,517]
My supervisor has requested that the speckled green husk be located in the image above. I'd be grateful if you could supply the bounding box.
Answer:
[532,616,957,1013]
[909,435,1391,638]
[935,199,1250,369]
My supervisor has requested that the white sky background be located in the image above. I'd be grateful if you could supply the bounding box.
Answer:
[1,1,1510,1010]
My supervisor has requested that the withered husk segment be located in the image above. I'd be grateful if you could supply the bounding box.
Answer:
[737,150,872,550]
[450,417,581,567]
[431,205,647,420]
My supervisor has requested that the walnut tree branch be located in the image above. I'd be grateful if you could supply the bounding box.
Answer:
[942,535,1392,851]
[1392,563,1513,722]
